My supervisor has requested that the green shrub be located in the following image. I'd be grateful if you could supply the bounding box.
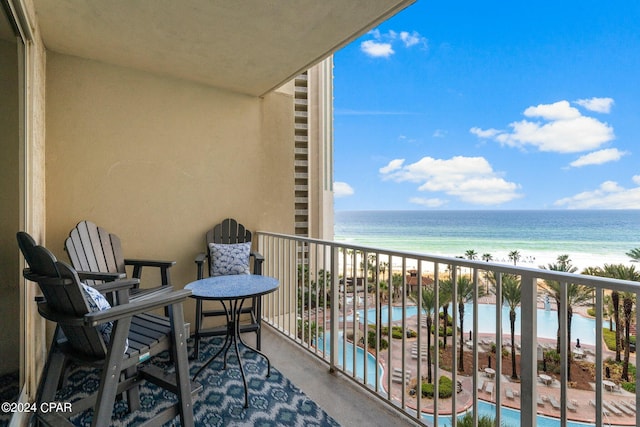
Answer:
[391,328,403,339]
[603,328,616,351]
[458,413,498,427]
[587,307,596,317]
[622,382,636,393]
[367,330,389,350]
[418,376,453,399]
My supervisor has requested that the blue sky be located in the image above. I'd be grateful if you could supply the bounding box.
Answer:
[333,1,640,211]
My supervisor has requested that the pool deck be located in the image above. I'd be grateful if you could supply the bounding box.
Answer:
[377,296,636,426]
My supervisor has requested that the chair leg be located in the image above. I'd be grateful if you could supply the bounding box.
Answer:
[92,318,131,427]
[169,302,195,427]
[124,366,140,412]
[193,299,203,359]
[38,345,67,405]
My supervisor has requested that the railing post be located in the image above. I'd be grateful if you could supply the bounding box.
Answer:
[330,244,339,373]
[520,272,537,426]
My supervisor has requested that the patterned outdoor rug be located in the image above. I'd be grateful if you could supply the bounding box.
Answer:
[0,337,340,427]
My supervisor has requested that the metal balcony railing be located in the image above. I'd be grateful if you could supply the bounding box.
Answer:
[257,231,640,427]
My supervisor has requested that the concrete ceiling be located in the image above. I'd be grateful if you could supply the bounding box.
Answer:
[33,0,415,96]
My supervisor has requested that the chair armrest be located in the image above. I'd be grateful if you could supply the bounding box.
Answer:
[250,251,264,275]
[83,288,192,326]
[125,258,176,285]
[77,270,126,282]
[125,259,176,269]
[92,278,140,294]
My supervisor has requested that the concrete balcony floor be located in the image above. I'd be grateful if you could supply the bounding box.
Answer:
[260,325,422,427]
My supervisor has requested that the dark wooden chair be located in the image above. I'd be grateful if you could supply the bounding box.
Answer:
[17,232,199,427]
[65,220,175,307]
[193,218,264,357]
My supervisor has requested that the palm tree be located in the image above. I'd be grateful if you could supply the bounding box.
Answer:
[626,248,640,262]
[456,276,476,372]
[438,279,453,349]
[482,253,493,293]
[508,250,521,265]
[410,286,436,383]
[611,289,621,362]
[599,264,640,377]
[622,291,635,381]
[540,255,592,381]
[489,272,521,380]
[465,249,478,260]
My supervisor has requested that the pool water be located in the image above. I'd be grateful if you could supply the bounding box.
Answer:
[315,332,384,390]
[354,303,597,345]
[423,401,597,427]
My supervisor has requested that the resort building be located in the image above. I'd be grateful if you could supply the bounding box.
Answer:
[2,1,638,426]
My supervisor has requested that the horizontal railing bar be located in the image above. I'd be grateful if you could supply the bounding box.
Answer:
[257,231,640,292]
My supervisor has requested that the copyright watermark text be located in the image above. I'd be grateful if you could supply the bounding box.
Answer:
[1,401,72,414]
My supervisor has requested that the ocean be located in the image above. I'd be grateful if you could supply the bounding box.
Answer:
[334,210,640,270]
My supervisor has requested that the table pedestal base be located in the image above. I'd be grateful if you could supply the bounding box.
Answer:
[193,299,270,408]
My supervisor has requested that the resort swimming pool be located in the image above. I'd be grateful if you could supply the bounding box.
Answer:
[354,303,597,345]
[315,332,384,390]
[424,401,598,427]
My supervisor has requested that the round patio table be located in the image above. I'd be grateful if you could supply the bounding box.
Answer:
[186,274,279,408]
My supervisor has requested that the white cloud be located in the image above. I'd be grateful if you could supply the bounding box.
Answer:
[400,31,423,47]
[334,181,354,198]
[432,129,447,138]
[379,159,405,174]
[360,29,426,58]
[569,148,627,168]
[470,127,501,138]
[554,178,640,209]
[471,100,615,153]
[360,40,394,58]
[575,97,614,113]
[380,156,522,206]
[409,197,448,208]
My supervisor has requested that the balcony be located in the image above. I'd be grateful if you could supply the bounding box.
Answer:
[256,231,640,426]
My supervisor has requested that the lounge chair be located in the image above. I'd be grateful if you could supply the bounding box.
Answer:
[477,379,484,392]
[548,396,561,410]
[589,399,610,416]
[537,396,545,407]
[506,388,515,400]
[485,382,494,395]
[566,400,577,412]
[622,401,637,413]
[603,401,623,416]
[612,401,634,416]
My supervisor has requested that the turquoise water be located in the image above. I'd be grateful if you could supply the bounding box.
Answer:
[335,210,639,268]
[316,333,383,389]
[355,303,597,345]
[424,401,597,427]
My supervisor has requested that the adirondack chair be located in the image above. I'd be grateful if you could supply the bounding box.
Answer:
[65,220,175,306]
[17,232,198,427]
[193,218,264,357]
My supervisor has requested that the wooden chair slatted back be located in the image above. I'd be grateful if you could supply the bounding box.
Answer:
[205,218,252,274]
[18,232,107,358]
[66,220,126,285]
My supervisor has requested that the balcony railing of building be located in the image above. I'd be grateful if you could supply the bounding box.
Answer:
[256,231,640,427]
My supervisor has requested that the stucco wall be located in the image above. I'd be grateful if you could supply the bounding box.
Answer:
[45,52,295,324]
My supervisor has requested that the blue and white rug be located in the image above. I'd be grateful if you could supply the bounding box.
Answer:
[1,337,340,427]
